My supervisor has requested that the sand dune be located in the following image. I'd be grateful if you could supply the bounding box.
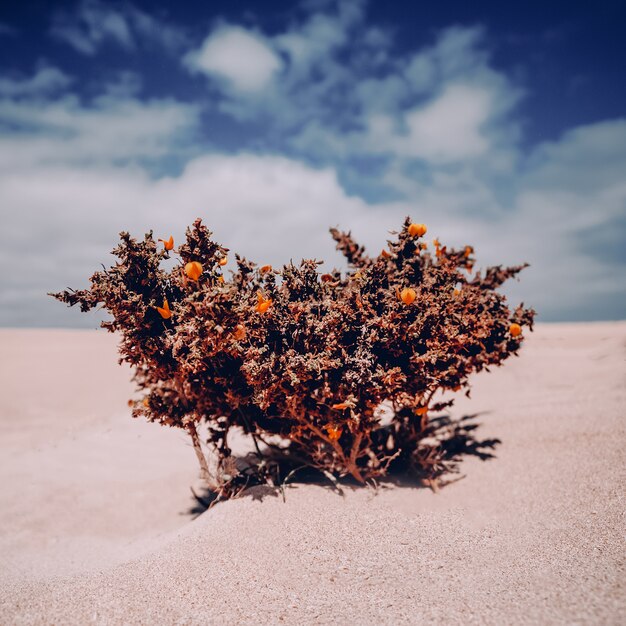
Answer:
[1,323,624,625]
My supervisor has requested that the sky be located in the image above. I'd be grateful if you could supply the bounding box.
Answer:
[0,0,624,327]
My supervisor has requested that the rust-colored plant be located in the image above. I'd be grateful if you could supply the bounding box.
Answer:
[51,217,534,499]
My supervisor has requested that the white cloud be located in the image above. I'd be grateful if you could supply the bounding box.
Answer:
[50,0,188,56]
[51,0,133,55]
[0,154,376,326]
[2,117,625,326]
[524,119,626,194]
[0,66,72,97]
[0,89,200,170]
[185,27,283,93]
[128,7,189,52]
[184,0,368,123]
[184,8,521,178]
[274,4,362,75]
[363,84,491,162]
[0,0,623,326]
[518,124,623,313]
[403,85,490,160]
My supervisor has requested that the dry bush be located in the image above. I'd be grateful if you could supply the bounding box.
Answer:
[51,217,534,498]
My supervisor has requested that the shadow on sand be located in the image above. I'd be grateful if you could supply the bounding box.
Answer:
[186,412,501,518]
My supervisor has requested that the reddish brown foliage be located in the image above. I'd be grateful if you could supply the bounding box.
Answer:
[51,217,534,497]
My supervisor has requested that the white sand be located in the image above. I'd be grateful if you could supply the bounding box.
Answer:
[0,323,624,625]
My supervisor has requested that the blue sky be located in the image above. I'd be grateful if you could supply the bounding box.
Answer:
[0,0,624,326]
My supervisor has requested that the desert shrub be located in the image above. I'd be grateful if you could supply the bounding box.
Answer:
[51,218,534,498]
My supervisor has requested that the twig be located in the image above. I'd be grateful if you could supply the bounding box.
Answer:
[187,422,221,492]
[320,469,345,496]
[238,408,264,458]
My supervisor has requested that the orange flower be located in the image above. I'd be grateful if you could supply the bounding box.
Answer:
[408,223,427,237]
[256,292,273,313]
[156,298,172,319]
[464,245,473,258]
[400,287,416,305]
[331,402,351,410]
[381,249,391,258]
[509,323,522,338]
[218,257,228,266]
[142,397,150,408]
[415,405,428,416]
[233,324,246,340]
[185,261,202,281]
[158,236,174,251]
[433,238,440,248]
[217,275,224,283]
[453,288,461,297]
[260,264,272,274]
[321,273,334,282]
[325,424,343,441]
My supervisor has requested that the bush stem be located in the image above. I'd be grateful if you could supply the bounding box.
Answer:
[187,422,221,492]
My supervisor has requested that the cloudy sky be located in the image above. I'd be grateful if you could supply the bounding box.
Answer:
[0,0,624,327]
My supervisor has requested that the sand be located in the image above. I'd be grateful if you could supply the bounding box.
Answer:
[0,323,624,625]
